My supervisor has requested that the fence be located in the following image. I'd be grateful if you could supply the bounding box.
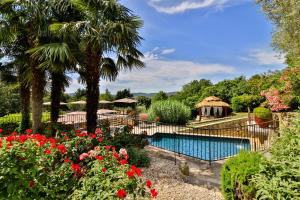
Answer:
[0,112,279,162]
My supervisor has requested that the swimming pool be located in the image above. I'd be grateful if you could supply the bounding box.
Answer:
[149,133,251,161]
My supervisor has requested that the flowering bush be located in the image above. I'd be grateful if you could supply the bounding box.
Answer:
[0,128,157,199]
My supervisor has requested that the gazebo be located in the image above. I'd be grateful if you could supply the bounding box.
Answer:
[195,96,230,121]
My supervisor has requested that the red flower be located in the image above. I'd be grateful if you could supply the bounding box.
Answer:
[25,129,32,134]
[75,129,81,134]
[64,158,72,163]
[105,145,111,151]
[130,165,142,176]
[11,131,17,135]
[57,144,67,154]
[102,168,107,173]
[44,149,51,155]
[116,189,127,199]
[112,152,119,159]
[98,137,103,142]
[89,133,97,139]
[29,180,35,188]
[124,155,129,160]
[64,136,69,141]
[146,180,152,188]
[95,155,104,161]
[61,131,66,135]
[119,159,127,165]
[71,164,81,173]
[150,189,158,198]
[112,147,116,151]
[0,128,3,133]
[126,169,135,178]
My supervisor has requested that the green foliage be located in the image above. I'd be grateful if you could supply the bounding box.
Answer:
[253,119,300,199]
[0,122,19,136]
[148,100,191,125]
[127,147,150,168]
[0,83,20,117]
[174,79,212,109]
[100,89,114,101]
[200,76,249,103]
[115,89,133,100]
[111,128,149,150]
[231,95,265,112]
[136,96,151,109]
[253,107,272,120]
[152,91,168,102]
[221,151,264,200]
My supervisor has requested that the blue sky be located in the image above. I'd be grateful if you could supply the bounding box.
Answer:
[67,0,285,94]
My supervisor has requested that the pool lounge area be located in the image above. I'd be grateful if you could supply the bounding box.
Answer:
[149,133,251,161]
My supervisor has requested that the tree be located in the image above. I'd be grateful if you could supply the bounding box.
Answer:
[257,0,300,65]
[74,89,87,100]
[0,0,54,132]
[115,89,134,100]
[136,96,151,109]
[100,89,114,101]
[174,79,212,108]
[152,91,168,102]
[51,0,144,132]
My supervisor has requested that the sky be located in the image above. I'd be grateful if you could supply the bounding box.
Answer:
[67,0,285,94]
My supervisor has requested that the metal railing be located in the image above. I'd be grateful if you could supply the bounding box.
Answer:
[0,112,279,162]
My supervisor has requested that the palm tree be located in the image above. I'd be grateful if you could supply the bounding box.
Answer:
[1,0,53,133]
[0,3,31,131]
[50,0,144,132]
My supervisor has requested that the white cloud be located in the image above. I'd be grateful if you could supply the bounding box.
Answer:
[101,49,236,93]
[66,48,236,93]
[241,49,285,65]
[161,48,176,55]
[148,0,248,14]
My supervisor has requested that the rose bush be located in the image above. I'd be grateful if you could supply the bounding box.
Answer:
[0,128,157,199]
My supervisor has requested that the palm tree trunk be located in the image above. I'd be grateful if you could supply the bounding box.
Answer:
[51,72,63,124]
[19,78,31,132]
[86,50,100,133]
[31,61,46,133]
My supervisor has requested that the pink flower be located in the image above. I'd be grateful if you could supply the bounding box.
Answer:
[119,148,127,156]
[79,153,89,161]
[95,128,102,135]
[102,167,107,173]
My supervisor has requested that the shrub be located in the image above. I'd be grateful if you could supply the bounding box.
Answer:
[253,107,272,119]
[0,122,19,136]
[148,100,191,125]
[231,95,264,112]
[252,119,300,199]
[127,147,151,167]
[0,128,157,199]
[221,151,264,200]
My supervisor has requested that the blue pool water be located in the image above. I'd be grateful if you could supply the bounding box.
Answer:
[149,133,251,161]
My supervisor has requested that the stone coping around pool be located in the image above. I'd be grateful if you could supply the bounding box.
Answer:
[145,145,225,189]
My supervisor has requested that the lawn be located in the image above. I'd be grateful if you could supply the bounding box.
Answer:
[0,112,51,124]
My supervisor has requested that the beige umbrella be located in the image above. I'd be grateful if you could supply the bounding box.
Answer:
[97,109,118,115]
[43,102,67,106]
[99,100,113,104]
[69,100,86,105]
[113,98,138,104]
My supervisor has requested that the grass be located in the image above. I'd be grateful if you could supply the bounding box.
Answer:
[0,112,51,124]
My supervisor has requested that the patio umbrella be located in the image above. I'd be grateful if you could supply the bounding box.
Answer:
[113,98,138,104]
[43,102,68,106]
[69,100,86,105]
[99,100,113,104]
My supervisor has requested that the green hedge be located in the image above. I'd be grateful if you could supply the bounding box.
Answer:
[231,95,264,112]
[253,107,272,119]
[221,151,264,200]
[253,119,300,199]
[147,100,191,125]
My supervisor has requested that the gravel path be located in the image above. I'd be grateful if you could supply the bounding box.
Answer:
[142,151,224,200]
